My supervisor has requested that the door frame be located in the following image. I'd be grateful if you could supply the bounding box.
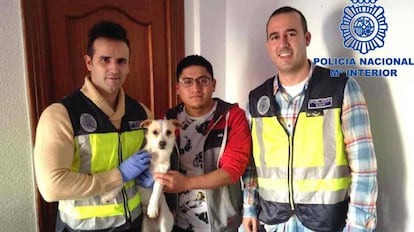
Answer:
[20,0,184,230]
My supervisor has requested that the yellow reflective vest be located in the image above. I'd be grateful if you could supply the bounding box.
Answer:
[248,66,350,231]
[59,90,147,230]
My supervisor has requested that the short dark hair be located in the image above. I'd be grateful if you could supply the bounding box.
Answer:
[87,21,131,57]
[176,55,214,81]
[266,6,308,38]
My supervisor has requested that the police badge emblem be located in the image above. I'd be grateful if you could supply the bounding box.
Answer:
[340,0,388,54]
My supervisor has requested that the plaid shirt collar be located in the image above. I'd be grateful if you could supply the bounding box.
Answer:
[272,60,315,95]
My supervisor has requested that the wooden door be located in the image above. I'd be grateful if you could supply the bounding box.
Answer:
[21,0,184,231]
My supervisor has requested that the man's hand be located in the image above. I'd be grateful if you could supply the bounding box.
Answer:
[242,217,258,232]
[153,170,188,193]
[135,169,154,188]
[119,150,151,182]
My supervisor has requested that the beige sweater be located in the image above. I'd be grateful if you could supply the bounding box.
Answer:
[34,76,152,202]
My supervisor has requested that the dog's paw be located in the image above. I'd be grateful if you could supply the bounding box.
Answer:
[100,187,121,203]
[146,206,159,218]
[100,193,115,203]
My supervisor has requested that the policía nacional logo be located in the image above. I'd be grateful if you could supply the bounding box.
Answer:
[340,0,388,54]
[80,113,97,132]
[257,96,270,115]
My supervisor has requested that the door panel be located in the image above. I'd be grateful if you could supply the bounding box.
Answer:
[21,0,184,231]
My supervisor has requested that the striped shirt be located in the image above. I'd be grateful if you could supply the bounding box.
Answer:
[242,64,378,232]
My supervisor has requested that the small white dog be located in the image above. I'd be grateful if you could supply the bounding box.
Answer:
[138,119,179,232]
[101,119,179,232]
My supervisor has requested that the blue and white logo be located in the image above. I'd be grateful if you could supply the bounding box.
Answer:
[340,0,388,54]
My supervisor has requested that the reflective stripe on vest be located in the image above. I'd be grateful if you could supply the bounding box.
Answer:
[252,108,350,205]
[59,129,145,230]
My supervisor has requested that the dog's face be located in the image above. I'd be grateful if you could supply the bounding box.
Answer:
[140,119,181,151]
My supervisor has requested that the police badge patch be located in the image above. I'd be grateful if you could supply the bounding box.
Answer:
[80,113,97,132]
[308,97,333,109]
[128,120,141,130]
[257,96,270,115]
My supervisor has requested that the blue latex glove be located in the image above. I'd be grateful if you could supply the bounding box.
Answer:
[135,169,154,188]
[119,150,151,182]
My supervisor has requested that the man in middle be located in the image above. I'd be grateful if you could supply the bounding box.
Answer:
[154,54,252,232]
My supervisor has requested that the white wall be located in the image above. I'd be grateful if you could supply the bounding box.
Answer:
[185,0,413,231]
[0,0,37,231]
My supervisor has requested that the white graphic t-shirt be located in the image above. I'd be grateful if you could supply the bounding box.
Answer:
[175,102,217,232]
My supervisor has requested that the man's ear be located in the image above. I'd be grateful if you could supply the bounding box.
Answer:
[84,55,93,71]
[212,79,216,92]
[305,32,311,46]
[176,83,180,96]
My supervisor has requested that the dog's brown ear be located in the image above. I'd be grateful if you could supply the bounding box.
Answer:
[170,119,182,128]
[140,119,153,128]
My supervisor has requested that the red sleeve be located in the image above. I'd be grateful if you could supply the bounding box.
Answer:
[219,105,252,183]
